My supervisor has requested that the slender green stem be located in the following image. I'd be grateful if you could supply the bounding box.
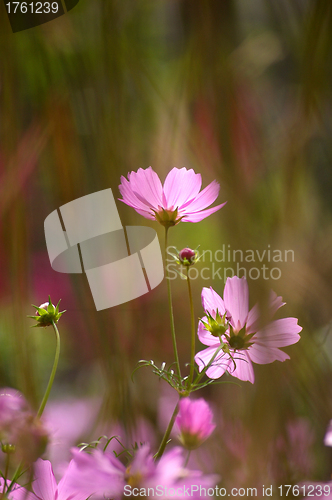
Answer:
[2,453,10,494]
[37,320,60,418]
[186,268,195,389]
[164,227,181,380]
[155,400,179,460]
[184,450,191,467]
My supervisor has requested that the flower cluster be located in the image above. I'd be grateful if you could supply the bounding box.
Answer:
[4,444,218,500]
[0,166,303,498]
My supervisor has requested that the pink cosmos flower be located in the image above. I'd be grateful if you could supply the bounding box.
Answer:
[63,444,218,499]
[0,388,48,464]
[195,276,302,383]
[2,451,125,500]
[175,398,216,450]
[118,167,226,226]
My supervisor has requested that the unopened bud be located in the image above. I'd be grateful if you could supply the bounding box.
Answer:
[176,398,216,450]
[178,248,197,266]
[28,296,65,328]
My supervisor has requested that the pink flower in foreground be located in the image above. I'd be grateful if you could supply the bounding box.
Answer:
[195,276,302,383]
[176,398,216,450]
[64,445,218,499]
[2,451,124,500]
[119,167,226,227]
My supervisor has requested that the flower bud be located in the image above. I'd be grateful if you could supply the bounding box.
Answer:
[28,296,65,328]
[1,443,15,454]
[176,398,216,450]
[178,248,197,266]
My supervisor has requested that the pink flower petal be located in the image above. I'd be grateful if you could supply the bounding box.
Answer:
[0,480,37,500]
[246,303,260,334]
[32,460,57,500]
[227,351,255,383]
[206,362,229,379]
[180,202,227,222]
[254,318,302,347]
[248,344,290,364]
[118,175,153,212]
[182,180,220,212]
[224,276,249,331]
[269,290,286,316]
[195,347,231,379]
[163,168,202,209]
[132,208,156,220]
[128,167,163,209]
[201,287,226,316]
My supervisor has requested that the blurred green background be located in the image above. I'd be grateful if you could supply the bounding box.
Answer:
[1,0,332,495]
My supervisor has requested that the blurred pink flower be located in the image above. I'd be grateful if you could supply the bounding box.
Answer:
[64,444,218,499]
[195,276,302,383]
[119,167,226,226]
[175,398,216,450]
[0,457,99,500]
[270,418,314,484]
[324,420,332,447]
[0,388,48,464]
[43,397,101,478]
[62,448,126,499]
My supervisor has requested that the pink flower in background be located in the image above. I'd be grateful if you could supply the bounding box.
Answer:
[119,167,226,227]
[43,397,101,479]
[0,388,48,464]
[324,420,332,447]
[195,276,302,383]
[175,398,216,450]
[270,418,314,485]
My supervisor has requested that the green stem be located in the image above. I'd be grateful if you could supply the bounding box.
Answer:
[155,400,179,460]
[164,227,181,381]
[2,453,10,494]
[184,450,191,467]
[37,320,60,418]
[186,268,195,389]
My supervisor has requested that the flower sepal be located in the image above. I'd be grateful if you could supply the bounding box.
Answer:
[201,310,228,337]
[28,296,66,328]
[152,207,184,228]
[224,325,256,351]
